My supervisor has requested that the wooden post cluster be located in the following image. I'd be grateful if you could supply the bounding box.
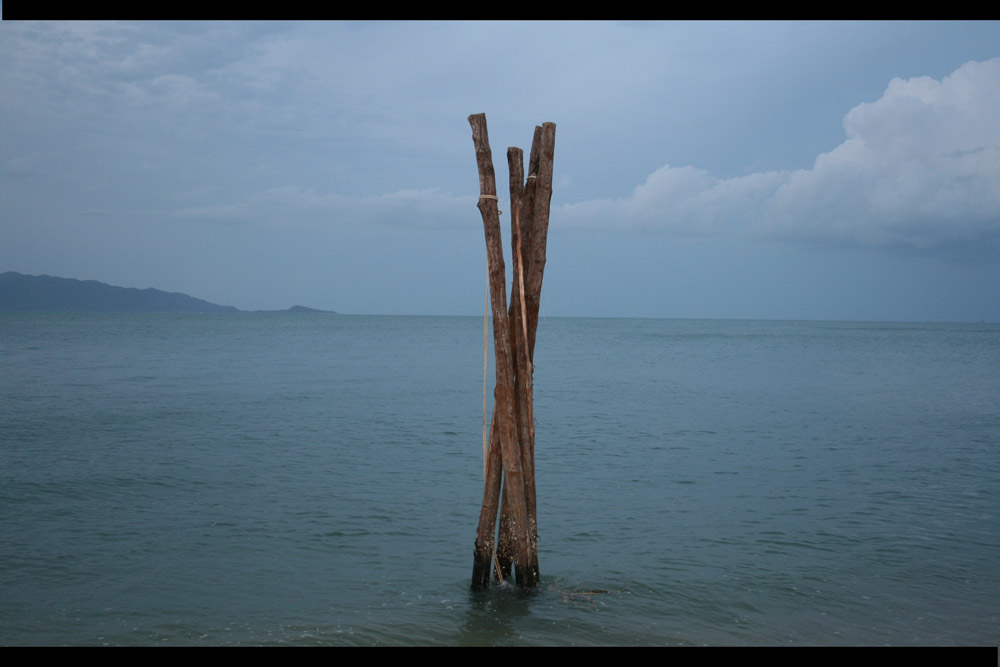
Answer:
[469,113,555,591]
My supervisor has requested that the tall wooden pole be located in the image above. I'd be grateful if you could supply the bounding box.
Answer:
[523,122,554,580]
[468,113,533,590]
[492,123,555,585]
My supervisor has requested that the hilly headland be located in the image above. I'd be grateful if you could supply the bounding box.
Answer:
[0,272,335,314]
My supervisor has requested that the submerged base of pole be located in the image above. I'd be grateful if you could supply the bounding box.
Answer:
[471,543,493,591]
[472,543,536,592]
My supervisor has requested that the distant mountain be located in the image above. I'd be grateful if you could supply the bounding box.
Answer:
[0,272,336,314]
[251,305,332,314]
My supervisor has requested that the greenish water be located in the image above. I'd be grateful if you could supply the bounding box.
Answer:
[1,314,997,645]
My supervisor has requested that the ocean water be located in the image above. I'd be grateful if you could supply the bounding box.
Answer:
[1,313,997,646]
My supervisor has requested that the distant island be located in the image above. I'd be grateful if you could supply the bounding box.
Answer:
[0,272,336,314]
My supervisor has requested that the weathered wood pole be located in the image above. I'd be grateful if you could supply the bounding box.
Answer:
[468,113,533,590]
[493,123,555,586]
[471,407,503,588]
[493,147,531,584]
[469,114,555,591]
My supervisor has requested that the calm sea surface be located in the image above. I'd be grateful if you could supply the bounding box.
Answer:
[1,313,997,645]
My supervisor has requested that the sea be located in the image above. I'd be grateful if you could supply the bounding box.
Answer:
[1,313,997,646]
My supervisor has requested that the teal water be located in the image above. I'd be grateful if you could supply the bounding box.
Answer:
[1,314,998,645]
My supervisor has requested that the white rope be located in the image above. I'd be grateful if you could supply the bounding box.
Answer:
[479,194,501,215]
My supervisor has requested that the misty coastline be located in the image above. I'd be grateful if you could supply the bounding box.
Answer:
[0,272,335,314]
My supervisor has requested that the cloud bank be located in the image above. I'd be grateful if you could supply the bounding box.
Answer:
[557,59,1000,255]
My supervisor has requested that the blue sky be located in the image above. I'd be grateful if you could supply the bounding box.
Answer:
[2,21,999,321]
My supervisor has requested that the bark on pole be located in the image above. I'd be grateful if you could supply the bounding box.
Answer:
[471,407,503,589]
[493,125,555,584]
[525,123,556,358]
[523,123,554,581]
[494,466,516,581]
[508,146,540,587]
[494,148,529,583]
[468,113,533,590]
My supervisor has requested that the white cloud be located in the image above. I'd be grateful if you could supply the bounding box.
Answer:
[557,59,1000,255]
[559,165,787,236]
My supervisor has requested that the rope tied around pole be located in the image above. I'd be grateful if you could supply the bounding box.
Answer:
[479,194,501,215]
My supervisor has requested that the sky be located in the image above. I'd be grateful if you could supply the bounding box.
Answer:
[2,20,1000,321]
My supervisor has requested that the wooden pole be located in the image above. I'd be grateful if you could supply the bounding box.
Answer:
[509,146,540,586]
[493,148,528,583]
[468,113,533,590]
[471,407,503,589]
[492,125,555,585]
[522,122,554,580]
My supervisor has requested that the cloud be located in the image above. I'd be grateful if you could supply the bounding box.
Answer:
[559,165,787,236]
[557,59,1000,256]
[173,58,1000,253]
